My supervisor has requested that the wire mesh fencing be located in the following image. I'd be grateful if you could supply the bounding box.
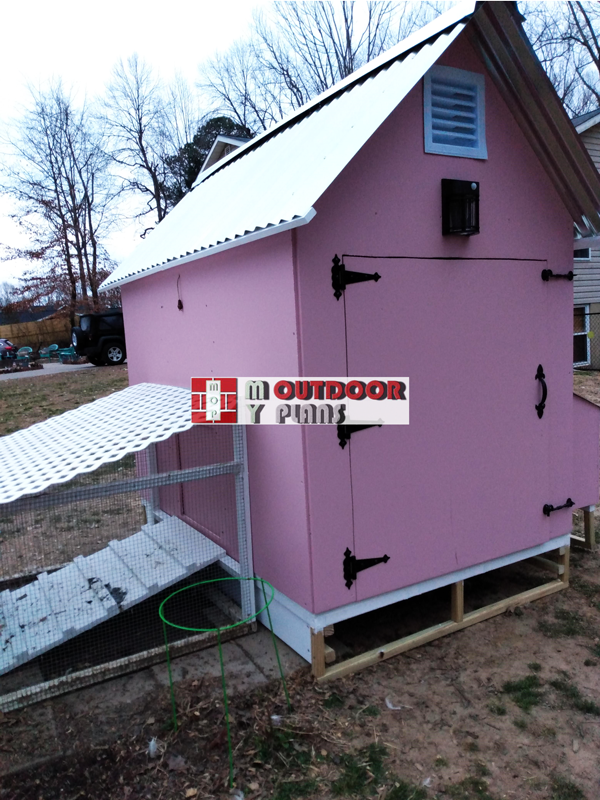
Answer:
[0,425,253,711]
[574,310,600,369]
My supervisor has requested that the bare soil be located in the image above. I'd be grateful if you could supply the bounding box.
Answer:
[1,552,600,799]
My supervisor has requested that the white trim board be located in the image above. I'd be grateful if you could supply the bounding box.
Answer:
[256,533,570,663]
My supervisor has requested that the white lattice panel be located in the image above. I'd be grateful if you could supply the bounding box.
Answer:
[0,383,194,504]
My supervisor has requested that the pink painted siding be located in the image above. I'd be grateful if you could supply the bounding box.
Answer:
[121,32,585,615]
[121,235,315,610]
[573,394,600,507]
[294,35,576,611]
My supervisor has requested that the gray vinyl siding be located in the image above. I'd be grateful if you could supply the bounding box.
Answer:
[575,126,600,304]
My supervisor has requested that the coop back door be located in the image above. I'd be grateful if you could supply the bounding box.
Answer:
[343,257,567,603]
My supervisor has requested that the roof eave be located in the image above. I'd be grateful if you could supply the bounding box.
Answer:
[466,3,600,235]
[100,208,317,291]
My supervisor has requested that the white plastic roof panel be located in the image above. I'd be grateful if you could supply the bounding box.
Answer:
[101,4,474,290]
[0,383,193,504]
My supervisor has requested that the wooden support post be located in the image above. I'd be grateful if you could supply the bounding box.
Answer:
[558,545,570,586]
[584,507,597,551]
[311,629,326,679]
[451,580,464,623]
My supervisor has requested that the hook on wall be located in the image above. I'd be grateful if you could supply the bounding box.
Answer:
[177,274,184,311]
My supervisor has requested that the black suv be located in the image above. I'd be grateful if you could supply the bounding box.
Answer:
[71,310,127,366]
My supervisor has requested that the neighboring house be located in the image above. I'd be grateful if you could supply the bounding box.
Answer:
[573,109,600,367]
[199,135,251,175]
[99,1,600,678]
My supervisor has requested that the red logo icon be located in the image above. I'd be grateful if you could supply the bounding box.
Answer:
[191,378,238,423]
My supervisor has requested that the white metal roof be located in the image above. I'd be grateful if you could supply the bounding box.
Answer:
[0,383,193,504]
[100,1,475,290]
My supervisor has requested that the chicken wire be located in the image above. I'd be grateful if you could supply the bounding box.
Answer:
[0,425,253,711]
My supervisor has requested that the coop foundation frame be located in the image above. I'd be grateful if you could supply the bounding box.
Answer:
[571,504,597,552]
[256,533,570,680]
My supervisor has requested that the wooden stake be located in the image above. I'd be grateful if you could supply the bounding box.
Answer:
[451,580,464,623]
[311,629,326,679]
[558,546,570,586]
[584,508,597,551]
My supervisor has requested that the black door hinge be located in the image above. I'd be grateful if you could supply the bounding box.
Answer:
[332,254,381,300]
[337,423,382,449]
[343,548,390,589]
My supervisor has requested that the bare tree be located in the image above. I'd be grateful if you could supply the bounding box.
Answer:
[103,57,204,230]
[200,1,442,132]
[522,1,600,116]
[0,84,117,322]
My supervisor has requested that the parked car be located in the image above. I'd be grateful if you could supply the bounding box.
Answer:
[0,339,17,359]
[71,310,126,366]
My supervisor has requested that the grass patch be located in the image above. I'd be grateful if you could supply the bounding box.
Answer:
[527,662,542,672]
[273,779,320,800]
[539,608,590,638]
[255,729,312,769]
[331,743,387,797]
[513,718,528,730]
[549,678,600,715]
[444,776,498,799]
[435,756,449,768]
[0,366,128,436]
[550,775,586,800]
[386,780,428,800]
[487,702,506,716]
[361,705,380,717]
[472,761,491,777]
[570,576,600,600]
[502,675,543,712]
[323,693,344,709]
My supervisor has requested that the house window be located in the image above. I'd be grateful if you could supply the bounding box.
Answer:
[574,306,591,366]
[424,65,487,159]
[574,248,591,260]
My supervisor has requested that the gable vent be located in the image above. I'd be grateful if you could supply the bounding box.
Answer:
[431,79,478,149]
[424,65,487,159]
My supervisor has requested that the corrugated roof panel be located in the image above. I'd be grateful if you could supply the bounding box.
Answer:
[101,14,470,289]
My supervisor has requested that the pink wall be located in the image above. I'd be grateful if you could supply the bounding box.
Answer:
[573,394,600,507]
[121,234,315,610]
[121,32,588,615]
[294,34,577,611]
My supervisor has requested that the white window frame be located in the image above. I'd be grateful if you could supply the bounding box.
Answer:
[574,248,591,261]
[424,65,487,160]
[574,304,591,367]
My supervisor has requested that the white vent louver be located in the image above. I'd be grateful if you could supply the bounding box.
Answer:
[424,65,487,160]
[430,78,478,149]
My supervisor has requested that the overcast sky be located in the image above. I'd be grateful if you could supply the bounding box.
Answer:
[0,0,261,286]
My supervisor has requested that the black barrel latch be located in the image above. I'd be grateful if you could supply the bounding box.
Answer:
[543,498,574,517]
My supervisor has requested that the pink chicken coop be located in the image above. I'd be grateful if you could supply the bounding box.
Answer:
[101,1,600,679]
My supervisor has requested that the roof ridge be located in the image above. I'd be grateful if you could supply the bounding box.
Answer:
[193,0,477,188]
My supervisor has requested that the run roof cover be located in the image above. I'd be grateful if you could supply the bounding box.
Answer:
[0,383,194,504]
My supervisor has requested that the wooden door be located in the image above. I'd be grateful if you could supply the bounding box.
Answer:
[343,258,563,602]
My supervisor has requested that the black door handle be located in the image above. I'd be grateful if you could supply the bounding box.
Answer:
[535,364,547,419]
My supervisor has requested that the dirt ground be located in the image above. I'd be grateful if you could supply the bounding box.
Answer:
[0,373,599,798]
[0,550,599,800]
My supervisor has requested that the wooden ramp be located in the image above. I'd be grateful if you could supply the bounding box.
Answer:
[0,517,225,676]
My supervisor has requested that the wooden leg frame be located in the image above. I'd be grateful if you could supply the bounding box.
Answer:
[311,547,569,682]
[572,506,597,552]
